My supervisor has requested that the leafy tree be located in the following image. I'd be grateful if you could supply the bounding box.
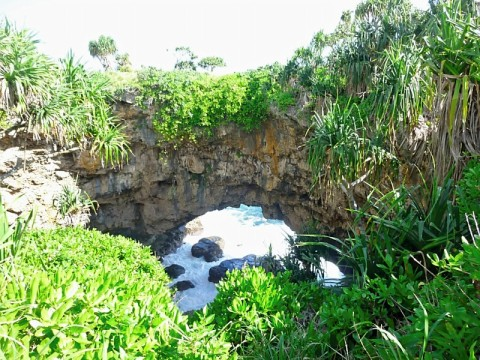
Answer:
[33,51,131,167]
[282,30,338,96]
[422,0,480,178]
[198,56,226,72]
[115,52,132,72]
[173,46,197,71]
[88,35,117,71]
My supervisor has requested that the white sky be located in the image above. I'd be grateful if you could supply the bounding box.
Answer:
[1,0,429,73]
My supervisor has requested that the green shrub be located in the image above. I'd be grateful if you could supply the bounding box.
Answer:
[1,227,231,358]
[136,67,278,143]
[0,266,230,358]
[53,184,98,226]
[201,267,321,354]
[271,90,296,111]
[0,195,35,264]
[286,167,478,357]
[310,66,342,97]
[229,69,275,131]
[342,174,466,281]
[308,99,397,191]
[363,236,480,359]
[20,227,166,276]
[456,158,480,221]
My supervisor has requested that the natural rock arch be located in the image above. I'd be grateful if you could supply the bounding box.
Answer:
[78,102,350,255]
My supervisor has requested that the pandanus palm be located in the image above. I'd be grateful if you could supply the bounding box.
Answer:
[0,23,130,169]
[423,0,480,178]
[333,0,417,95]
[88,35,117,71]
[0,21,53,119]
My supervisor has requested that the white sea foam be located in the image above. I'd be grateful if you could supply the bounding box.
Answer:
[162,205,343,312]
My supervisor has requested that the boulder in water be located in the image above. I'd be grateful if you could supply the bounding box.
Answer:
[164,264,186,279]
[208,255,258,283]
[174,280,195,291]
[191,236,225,262]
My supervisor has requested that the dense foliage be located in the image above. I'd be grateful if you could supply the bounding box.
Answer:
[136,67,288,142]
[0,22,130,168]
[298,0,480,187]
[195,158,480,359]
[2,0,480,358]
[307,99,397,193]
[189,1,480,357]
[0,222,230,358]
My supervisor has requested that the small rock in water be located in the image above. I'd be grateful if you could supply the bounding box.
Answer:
[174,280,195,291]
[164,264,186,279]
[191,236,225,262]
[208,255,258,283]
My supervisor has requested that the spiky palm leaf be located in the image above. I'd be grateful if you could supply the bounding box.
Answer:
[424,0,480,178]
[333,0,417,95]
[0,21,53,118]
[308,101,397,193]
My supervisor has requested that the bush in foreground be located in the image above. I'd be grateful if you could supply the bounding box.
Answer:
[0,227,230,359]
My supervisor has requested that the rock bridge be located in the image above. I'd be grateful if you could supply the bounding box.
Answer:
[79,102,349,255]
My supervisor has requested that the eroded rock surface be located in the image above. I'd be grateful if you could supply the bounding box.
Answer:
[1,99,350,256]
[77,102,349,255]
[0,140,83,229]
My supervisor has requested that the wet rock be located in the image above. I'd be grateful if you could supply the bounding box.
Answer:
[208,255,258,283]
[185,217,203,236]
[174,280,195,291]
[208,265,228,284]
[191,236,225,262]
[164,264,186,279]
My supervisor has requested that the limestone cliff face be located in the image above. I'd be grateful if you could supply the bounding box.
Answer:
[78,101,350,255]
